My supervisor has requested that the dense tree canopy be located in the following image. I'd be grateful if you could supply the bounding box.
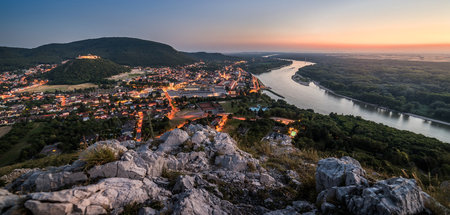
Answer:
[277,54,450,122]
[44,59,129,84]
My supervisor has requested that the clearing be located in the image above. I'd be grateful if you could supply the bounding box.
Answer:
[20,83,98,93]
[107,69,145,81]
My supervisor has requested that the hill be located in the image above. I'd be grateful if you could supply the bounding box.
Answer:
[44,58,130,84]
[0,37,202,71]
[186,52,239,62]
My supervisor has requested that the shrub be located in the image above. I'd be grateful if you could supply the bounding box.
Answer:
[247,162,257,172]
[161,168,183,189]
[81,146,118,170]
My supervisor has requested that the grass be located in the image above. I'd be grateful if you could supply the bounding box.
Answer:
[409,171,450,211]
[220,100,240,113]
[20,83,97,93]
[0,123,45,166]
[221,119,241,134]
[80,146,118,170]
[0,152,79,177]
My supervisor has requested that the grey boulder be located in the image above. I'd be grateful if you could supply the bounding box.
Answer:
[315,156,368,192]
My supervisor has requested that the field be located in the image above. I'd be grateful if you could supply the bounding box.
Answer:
[21,83,97,93]
[107,69,145,81]
[170,109,206,127]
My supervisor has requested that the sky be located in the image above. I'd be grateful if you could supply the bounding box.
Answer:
[1,0,450,53]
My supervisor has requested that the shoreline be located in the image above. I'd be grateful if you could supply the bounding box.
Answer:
[263,89,285,99]
[292,73,450,127]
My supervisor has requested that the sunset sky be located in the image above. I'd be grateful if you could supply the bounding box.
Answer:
[1,0,450,52]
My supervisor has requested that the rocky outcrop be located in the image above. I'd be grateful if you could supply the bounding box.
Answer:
[347,178,424,215]
[315,156,368,192]
[1,124,439,215]
[6,164,87,193]
[173,188,236,215]
[264,200,317,215]
[0,189,20,214]
[24,177,169,215]
[0,168,37,185]
[262,132,292,147]
[158,128,190,153]
[2,124,308,215]
[315,156,432,215]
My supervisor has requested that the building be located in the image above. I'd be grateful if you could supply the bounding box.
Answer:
[76,54,100,60]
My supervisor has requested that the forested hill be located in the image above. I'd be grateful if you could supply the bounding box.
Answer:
[0,37,237,71]
[276,53,450,123]
[186,52,239,62]
[44,58,130,85]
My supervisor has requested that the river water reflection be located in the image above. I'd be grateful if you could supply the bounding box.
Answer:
[255,60,450,143]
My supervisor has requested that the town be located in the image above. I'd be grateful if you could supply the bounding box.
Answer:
[0,55,262,143]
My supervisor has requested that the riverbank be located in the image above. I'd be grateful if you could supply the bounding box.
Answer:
[284,58,450,127]
[256,59,450,143]
[298,78,450,127]
[291,74,310,86]
[263,89,285,99]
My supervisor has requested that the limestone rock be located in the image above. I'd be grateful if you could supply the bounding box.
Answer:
[262,132,292,146]
[24,200,73,215]
[315,156,368,192]
[173,188,235,215]
[138,151,170,177]
[0,168,37,185]
[87,161,118,179]
[191,131,207,145]
[260,173,276,187]
[88,160,147,180]
[214,154,249,172]
[292,200,316,213]
[158,128,190,153]
[25,177,168,215]
[120,140,137,149]
[173,175,195,193]
[0,189,20,213]
[212,132,259,172]
[139,207,157,215]
[264,201,317,215]
[212,132,237,155]
[347,178,425,215]
[7,170,87,193]
[174,152,210,172]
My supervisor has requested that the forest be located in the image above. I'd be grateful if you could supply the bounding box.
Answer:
[44,58,130,84]
[277,54,450,122]
[0,116,124,166]
[224,93,449,183]
[0,37,242,72]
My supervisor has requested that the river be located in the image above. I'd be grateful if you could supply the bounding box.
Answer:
[255,59,450,143]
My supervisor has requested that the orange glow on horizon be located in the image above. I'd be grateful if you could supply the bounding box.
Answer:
[218,40,450,52]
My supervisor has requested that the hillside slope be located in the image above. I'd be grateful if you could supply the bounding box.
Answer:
[0,124,445,214]
[0,37,196,70]
[44,58,130,84]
